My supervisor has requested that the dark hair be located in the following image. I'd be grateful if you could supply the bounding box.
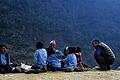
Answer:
[75,47,81,53]
[36,42,43,49]
[92,39,100,44]
[0,44,7,49]
[68,47,76,53]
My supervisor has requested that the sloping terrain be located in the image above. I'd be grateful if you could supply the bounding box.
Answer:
[0,0,120,68]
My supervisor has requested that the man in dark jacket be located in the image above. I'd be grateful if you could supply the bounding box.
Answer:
[91,39,115,70]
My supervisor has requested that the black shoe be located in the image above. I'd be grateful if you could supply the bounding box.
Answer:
[107,66,111,70]
[96,68,109,71]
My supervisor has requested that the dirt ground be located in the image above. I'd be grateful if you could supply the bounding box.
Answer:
[0,70,120,80]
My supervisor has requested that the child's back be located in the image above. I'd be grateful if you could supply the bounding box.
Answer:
[32,42,47,72]
[34,48,47,66]
[64,53,77,68]
[47,50,64,71]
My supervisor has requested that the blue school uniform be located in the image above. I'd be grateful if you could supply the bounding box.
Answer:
[47,50,64,68]
[34,48,47,66]
[64,53,77,68]
[0,52,10,65]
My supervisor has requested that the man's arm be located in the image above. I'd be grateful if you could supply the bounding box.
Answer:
[94,46,103,57]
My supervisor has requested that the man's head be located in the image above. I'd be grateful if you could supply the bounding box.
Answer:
[36,42,43,49]
[50,40,56,48]
[0,44,7,53]
[91,39,100,48]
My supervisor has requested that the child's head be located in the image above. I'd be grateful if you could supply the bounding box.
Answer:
[64,46,69,56]
[36,42,43,49]
[50,40,56,48]
[0,44,7,53]
[75,47,81,53]
[68,47,76,53]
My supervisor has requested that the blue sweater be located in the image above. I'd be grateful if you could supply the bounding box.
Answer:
[34,48,47,66]
[47,50,64,68]
[64,53,77,68]
[0,52,10,65]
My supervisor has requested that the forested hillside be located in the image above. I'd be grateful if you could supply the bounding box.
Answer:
[0,0,120,68]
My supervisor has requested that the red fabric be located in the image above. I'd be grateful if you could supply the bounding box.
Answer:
[75,52,84,69]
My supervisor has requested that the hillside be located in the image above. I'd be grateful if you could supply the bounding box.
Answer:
[0,70,120,80]
[0,0,120,68]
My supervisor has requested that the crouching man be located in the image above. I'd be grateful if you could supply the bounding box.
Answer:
[91,39,115,70]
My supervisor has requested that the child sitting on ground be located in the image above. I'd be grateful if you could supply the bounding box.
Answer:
[47,40,64,71]
[0,44,12,73]
[0,44,21,73]
[31,42,47,72]
[63,47,77,72]
[47,50,64,71]
[74,46,84,71]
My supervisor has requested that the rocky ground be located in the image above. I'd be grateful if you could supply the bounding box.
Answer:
[0,70,120,80]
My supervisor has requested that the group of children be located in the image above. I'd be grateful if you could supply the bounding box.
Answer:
[32,40,84,72]
[0,40,85,73]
